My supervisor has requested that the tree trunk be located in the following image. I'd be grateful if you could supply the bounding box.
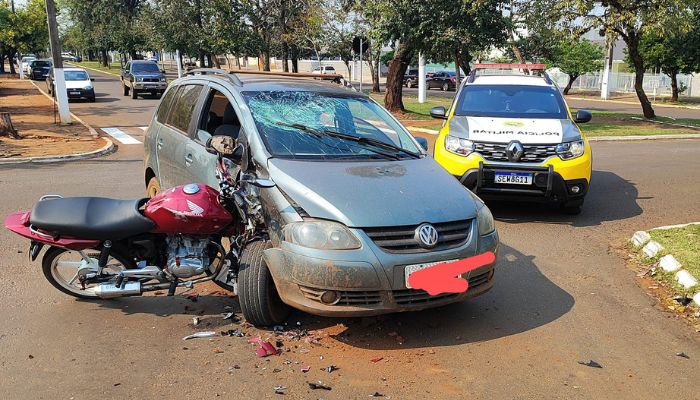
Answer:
[669,71,679,102]
[454,50,462,83]
[563,74,578,95]
[627,37,655,119]
[281,42,289,72]
[384,43,414,112]
[456,49,471,76]
[198,51,206,68]
[290,45,299,73]
[101,49,109,67]
[0,112,21,139]
[0,53,6,74]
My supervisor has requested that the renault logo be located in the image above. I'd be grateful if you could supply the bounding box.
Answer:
[506,141,524,162]
[416,223,439,248]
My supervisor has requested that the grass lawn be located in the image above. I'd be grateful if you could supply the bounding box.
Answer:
[70,61,122,75]
[649,225,700,292]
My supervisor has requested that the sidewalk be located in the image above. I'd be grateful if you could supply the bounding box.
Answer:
[0,79,106,160]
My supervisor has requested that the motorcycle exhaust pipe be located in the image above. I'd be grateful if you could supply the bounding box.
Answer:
[94,282,142,298]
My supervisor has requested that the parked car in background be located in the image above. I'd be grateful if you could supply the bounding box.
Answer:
[403,68,419,88]
[142,69,498,325]
[20,55,37,74]
[120,60,168,99]
[311,65,337,79]
[61,52,82,62]
[28,59,52,80]
[47,67,95,102]
[427,71,458,91]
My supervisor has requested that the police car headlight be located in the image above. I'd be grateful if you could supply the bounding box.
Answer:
[445,135,473,156]
[283,220,361,250]
[556,140,585,160]
[477,203,495,236]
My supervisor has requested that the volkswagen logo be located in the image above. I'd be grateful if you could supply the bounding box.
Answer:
[505,140,524,162]
[416,223,439,248]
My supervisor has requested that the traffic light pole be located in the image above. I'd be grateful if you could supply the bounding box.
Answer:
[45,0,71,125]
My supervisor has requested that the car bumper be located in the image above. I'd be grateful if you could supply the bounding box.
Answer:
[66,88,94,99]
[263,226,499,317]
[133,83,167,90]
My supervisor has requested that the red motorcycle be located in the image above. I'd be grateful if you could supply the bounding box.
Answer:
[5,137,273,313]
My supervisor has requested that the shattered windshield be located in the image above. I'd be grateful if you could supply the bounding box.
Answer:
[243,91,421,160]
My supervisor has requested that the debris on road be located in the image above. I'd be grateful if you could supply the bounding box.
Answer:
[308,381,332,391]
[577,360,603,369]
[182,331,217,340]
[222,312,239,322]
[249,337,281,357]
[221,329,245,337]
[676,352,690,359]
[274,385,286,395]
[213,348,224,354]
[323,365,338,373]
[28,354,34,359]
[182,292,199,302]
[370,357,383,363]
[273,325,285,332]
[673,296,692,306]
[301,365,311,373]
[370,392,384,397]
[192,317,200,326]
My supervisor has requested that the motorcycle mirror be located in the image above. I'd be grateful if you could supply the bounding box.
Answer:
[246,178,276,188]
[206,135,237,156]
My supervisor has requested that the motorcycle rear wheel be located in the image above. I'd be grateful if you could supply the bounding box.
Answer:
[42,246,135,300]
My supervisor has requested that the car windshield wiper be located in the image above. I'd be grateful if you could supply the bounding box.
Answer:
[275,122,421,159]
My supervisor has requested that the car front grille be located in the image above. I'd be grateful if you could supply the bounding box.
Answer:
[142,78,160,82]
[363,220,472,254]
[473,142,557,163]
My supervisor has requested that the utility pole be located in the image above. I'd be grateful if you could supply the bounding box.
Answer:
[601,39,613,100]
[359,38,363,93]
[45,0,71,124]
[418,52,426,103]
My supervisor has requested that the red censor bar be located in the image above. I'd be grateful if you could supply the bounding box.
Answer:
[407,252,496,296]
[474,63,546,70]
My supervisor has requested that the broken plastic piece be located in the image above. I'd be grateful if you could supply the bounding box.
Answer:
[577,360,602,368]
[308,381,332,390]
[222,312,239,321]
[370,357,383,363]
[370,392,384,397]
[255,340,281,357]
[221,329,245,337]
[301,365,311,373]
[192,317,200,326]
[182,292,199,302]
[676,352,690,359]
[324,365,338,373]
[182,331,217,340]
[274,385,286,394]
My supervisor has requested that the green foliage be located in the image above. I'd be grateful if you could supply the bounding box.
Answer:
[553,39,604,79]
[0,0,48,57]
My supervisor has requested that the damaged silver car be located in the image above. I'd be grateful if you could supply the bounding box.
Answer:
[144,69,499,325]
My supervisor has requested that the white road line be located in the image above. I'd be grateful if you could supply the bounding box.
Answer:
[139,126,148,131]
[101,127,142,144]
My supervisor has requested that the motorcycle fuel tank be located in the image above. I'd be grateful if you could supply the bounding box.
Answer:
[144,183,233,235]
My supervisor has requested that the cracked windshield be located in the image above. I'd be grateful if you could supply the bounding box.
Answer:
[243,91,421,159]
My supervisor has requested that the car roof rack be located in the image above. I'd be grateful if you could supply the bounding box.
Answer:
[466,63,552,84]
[183,68,349,87]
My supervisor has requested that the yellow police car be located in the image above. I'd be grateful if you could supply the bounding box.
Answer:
[431,64,593,214]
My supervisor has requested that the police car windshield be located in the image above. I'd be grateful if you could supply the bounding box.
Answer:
[455,85,568,119]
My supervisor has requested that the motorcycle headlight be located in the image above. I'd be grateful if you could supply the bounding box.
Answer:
[444,135,474,156]
[477,203,495,236]
[556,140,585,160]
[283,220,361,250]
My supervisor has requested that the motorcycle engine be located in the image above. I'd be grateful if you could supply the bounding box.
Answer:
[166,235,210,278]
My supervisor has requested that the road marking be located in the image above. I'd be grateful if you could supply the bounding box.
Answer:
[139,126,148,131]
[101,127,142,144]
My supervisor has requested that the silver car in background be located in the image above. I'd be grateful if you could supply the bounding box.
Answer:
[144,70,498,325]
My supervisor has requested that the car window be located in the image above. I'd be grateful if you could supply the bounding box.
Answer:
[64,71,89,81]
[455,84,568,119]
[124,62,131,71]
[132,62,161,73]
[165,84,204,133]
[197,88,240,143]
[155,86,179,124]
[242,91,420,160]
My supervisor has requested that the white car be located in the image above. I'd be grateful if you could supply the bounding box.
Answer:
[20,56,36,74]
[47,67,96,102]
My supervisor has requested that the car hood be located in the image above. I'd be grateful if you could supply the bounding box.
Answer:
[65,80,90,89]
[267,157,477,228]
[448,115,582,144]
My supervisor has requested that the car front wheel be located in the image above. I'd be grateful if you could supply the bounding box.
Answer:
[238,240,290,326]
[122,82,129,96]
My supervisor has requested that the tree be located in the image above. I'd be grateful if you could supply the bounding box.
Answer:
[553,39,603,95]
[558,0,700,119]
[0,0,48,73]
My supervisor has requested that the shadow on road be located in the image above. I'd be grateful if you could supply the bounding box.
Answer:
[489,170,643,227]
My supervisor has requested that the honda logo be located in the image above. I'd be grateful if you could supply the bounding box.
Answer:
[416,223,439,248]
[506,141,524,162]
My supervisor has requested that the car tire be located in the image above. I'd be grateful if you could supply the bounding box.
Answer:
[560,199,584,215]
[122,83,129,96]
[238,240,290,326]
[442,83,449,91]
[406,81,413,88]
[131,88,138,99]
[89,96,96,103]
[146,177,161,198]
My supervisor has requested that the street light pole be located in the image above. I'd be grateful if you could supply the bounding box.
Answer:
[359,38,363,93]
[45,0,71,124]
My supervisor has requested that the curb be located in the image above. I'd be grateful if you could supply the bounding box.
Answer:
[631,228,700,306]
[629,117,700,131]
[28,80,99,138]
[566,96,700,110]
[0,137,114,165]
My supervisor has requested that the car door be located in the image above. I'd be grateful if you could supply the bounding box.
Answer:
[184,83,243,188]
[156,83,205,189]
[427,72,439,89]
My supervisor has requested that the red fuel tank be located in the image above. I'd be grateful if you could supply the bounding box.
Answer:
[144,183,233,235]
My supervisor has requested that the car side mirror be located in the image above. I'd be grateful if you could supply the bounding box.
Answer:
[574,110,592,124]
[90,78,95,81]
[414,136,429,151]
[430,106,447,120]
[161,70,166,74]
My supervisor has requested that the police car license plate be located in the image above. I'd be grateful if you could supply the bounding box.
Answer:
[494,172,532,185]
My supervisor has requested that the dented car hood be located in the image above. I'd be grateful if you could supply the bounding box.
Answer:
[267,157,477,228]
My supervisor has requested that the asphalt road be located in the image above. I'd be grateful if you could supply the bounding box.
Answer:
[1,70,699,399]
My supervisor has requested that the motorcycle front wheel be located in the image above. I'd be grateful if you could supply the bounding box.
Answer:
[42,246,135,299]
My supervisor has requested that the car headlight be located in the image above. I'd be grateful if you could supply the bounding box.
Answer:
[136,77,143,82]
[160,77,167,82]
[477,203,495,236]
[283,220,361,250]
[556,140,585,160]
[444,135,473,156]
[83,85,93,90]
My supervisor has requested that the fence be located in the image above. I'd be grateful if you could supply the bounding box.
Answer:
[548,70,699,97]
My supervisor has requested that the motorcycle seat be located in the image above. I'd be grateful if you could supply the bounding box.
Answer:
[30,197,155,240]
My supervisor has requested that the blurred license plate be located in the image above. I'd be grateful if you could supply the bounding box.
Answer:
[69,91,80,95]
[404,259,457,289]
[494,172,532,185]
